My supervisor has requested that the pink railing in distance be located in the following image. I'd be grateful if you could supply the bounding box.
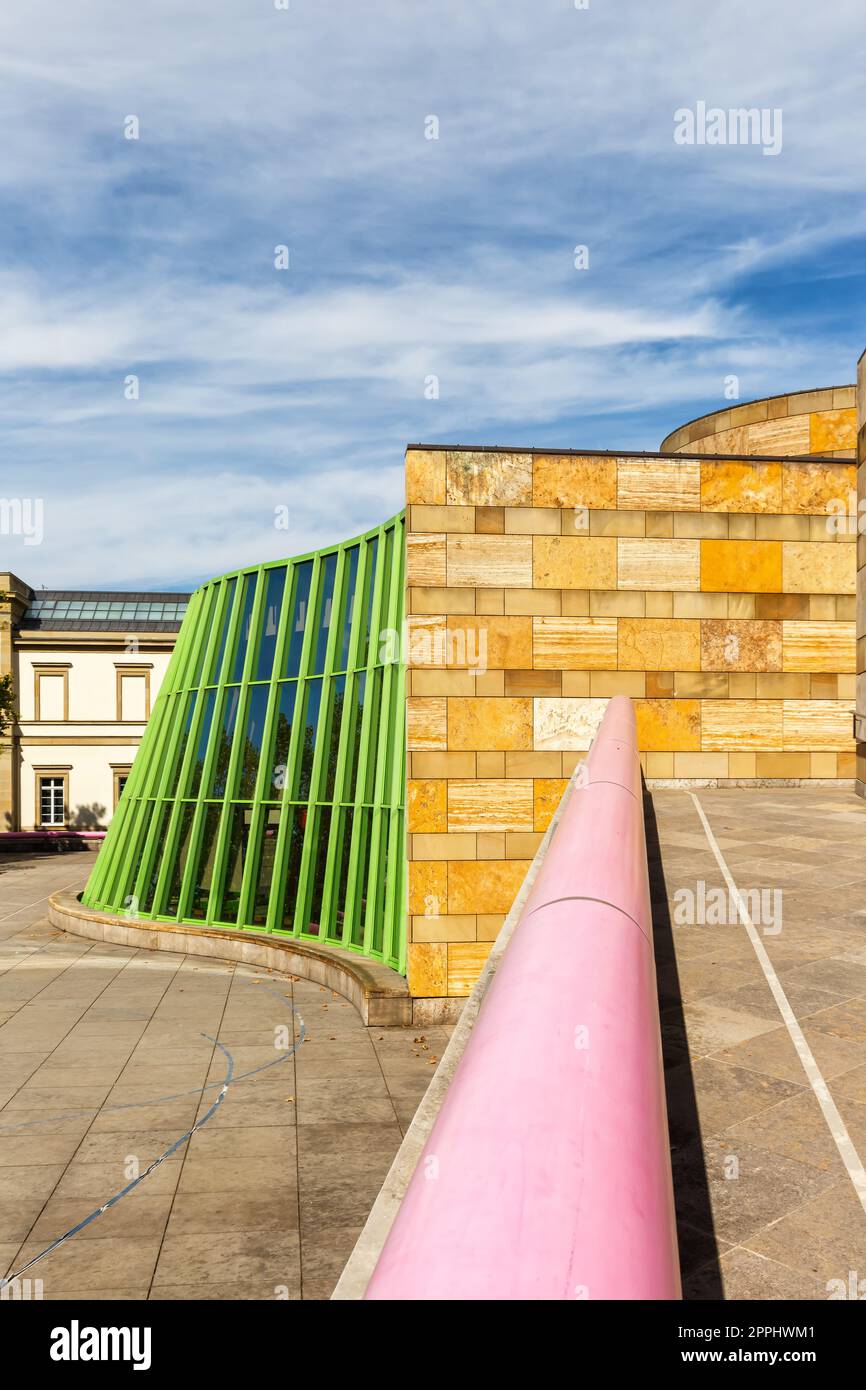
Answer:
[365,695,680,1300]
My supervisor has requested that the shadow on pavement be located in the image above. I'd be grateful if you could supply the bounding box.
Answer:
[643,787,724,1300]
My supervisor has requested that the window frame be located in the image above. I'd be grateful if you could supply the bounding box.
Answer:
[111,764,133,810]
[33,664,71,722]
[34,767,70,829]
[115,664,153,722]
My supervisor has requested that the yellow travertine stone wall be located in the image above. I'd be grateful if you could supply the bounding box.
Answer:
[660,387,857,459]
[406,442,857,1007]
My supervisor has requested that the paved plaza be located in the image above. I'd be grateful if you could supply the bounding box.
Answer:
[651,786,866,1299]
[0,854,444,1300]
[2,785,866,1301]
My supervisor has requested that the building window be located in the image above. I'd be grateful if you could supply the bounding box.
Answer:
[34,665,70,721]
[38,776,66,827]
[115,665,152,721]
[34,766,71,829]
[112,766,132,809]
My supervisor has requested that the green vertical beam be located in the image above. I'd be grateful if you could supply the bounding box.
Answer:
[381,517,407,969]
[306,557,352,941]
[362,522,401,958]
[292,550,339,936]
[294,546,346,936]
[237,563,294,930]
[202,575,248,922]
[227,569,273,926]
[335,537,374,949]
[342,529,386,949]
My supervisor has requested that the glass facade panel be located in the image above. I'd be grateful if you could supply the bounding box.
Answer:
[338,547,360,671]
[210,577,237,683]
[296,677,322,801]
[117,800,153,908]
[333,806,354,942]
[83,514,406,973]
[235,684,270,798]
[311,552,337,675]
[254,567,286,681]
[323,674,346,802]
[161,803,195,917]
[207,685,241,799]
[139,803,172,913]
[186,689,217,797]
[250,808,281,926]
[279,808,306,932]
[215,804,252,924]
[360,667,382,804]
[359,537,378,668]
[349,807,372,947]
[231,574,258,682]
[265,682,296,800]
[304,806,332,936]
[187,804,223,921]
[165,694,195,797]
[192,586,215,688]
[343,672,366,802]
[284,562,312,679]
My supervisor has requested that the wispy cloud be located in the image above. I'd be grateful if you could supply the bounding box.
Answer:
[0,0,864,587]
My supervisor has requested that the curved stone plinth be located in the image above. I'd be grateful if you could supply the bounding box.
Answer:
[49,890,411,1028]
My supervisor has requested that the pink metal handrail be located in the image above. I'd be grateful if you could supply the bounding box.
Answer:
[366,695,680,1300]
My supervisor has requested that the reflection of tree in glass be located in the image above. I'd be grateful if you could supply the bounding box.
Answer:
[327,688,345,796]
[297,685,345,800]
[282,813,306,931]
[211,728,234,797]
[298,719,317,798]
[271,712,292,792]
[307,807,332,936]
[237,733,267,798]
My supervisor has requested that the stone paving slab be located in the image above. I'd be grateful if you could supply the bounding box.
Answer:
[0,854,443,1300]
[6,787,865,1305]
[649,785,866,1300]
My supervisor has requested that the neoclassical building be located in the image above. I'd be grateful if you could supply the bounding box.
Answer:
[0,581,188,835]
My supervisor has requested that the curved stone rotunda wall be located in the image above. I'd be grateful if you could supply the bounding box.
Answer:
[660,386,856,459]
[83,513,407,974]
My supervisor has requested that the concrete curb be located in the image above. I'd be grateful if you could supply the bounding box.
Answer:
[47,890,411,1028]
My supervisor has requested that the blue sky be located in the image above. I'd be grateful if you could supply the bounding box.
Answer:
[0,0,864,590]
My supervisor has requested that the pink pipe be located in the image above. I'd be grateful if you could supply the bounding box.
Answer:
[366,695,680,1300]
[0,831,105,842]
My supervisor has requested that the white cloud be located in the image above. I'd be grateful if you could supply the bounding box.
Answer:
[0,0,863,588]
[9,464,405,590]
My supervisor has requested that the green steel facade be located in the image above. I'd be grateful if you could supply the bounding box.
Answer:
[83,513,407,973]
